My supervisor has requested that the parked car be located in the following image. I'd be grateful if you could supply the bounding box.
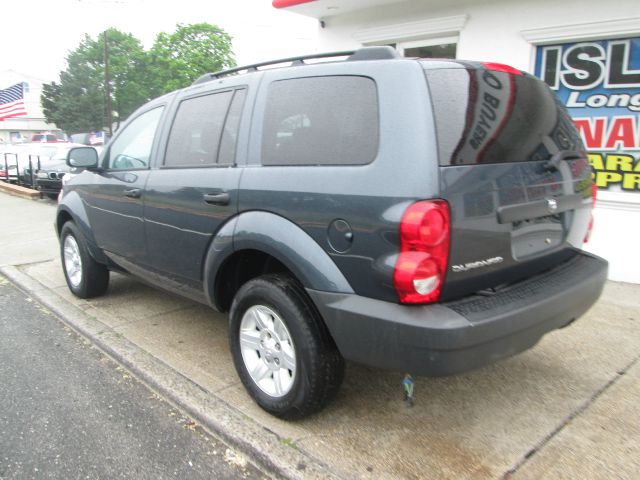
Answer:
[57,47,608,419]
[30,132,65,143]
[0,143,10,181]
[69,131,109,146]
[35,144,100,198]
[6,143,86,187]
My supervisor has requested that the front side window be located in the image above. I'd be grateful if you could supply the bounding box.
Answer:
[107,107,164,170]
[262,76,378,166]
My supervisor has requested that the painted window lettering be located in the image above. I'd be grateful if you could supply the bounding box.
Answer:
[536,37,640,192]
[540,39,640,90]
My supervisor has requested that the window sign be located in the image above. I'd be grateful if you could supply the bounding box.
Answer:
[535,37,640,192]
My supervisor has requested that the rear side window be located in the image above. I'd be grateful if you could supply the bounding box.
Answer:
[425,67,583,166]
[164,89,241,167]
[262,76,378,166]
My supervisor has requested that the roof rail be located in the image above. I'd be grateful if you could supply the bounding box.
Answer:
[191,46,400,85]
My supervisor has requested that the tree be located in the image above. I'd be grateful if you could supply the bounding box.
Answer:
[41,34,105,133]
[148,23,236,97]
[41,23,236,134]
[100,28,150,129]
[41,81,63,128]
[41,29,149,133]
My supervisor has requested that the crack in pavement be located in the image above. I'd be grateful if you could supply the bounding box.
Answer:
[501,354,640,479]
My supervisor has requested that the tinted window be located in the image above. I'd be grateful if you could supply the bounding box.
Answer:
[164,91,233,167]
[107,107,164,170]
[218,89,247,165]
[262,76,378,166]
[424,67,583,166]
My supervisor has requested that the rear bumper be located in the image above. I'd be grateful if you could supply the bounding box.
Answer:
[308,251,608,376]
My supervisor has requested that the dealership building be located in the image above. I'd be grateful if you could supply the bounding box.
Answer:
[275,0,640,283]
[0,71,59,143]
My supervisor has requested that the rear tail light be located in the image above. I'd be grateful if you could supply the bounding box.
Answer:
[482,62,523,76]
[394,200,451,304]
[583,182,597,243]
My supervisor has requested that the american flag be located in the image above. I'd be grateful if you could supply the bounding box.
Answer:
[89,131,105,145]
[0,83,28,121]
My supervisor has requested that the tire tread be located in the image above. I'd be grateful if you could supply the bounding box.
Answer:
[229,273,345,420]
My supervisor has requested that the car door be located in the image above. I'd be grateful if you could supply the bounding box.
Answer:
[82,106,165,265]
[142,86,249,294]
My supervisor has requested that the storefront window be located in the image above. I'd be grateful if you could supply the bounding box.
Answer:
[371,37,457,59]
[404,43,456,59]
[534,37,640,193]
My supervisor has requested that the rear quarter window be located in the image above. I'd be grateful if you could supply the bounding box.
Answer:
[262,76,378,166]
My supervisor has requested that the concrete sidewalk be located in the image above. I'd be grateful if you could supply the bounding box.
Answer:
[1,191,638,479]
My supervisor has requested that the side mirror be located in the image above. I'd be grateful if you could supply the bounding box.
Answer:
[67,147,99,169]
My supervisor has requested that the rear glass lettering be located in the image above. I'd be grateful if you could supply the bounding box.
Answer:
[425,66,584,165]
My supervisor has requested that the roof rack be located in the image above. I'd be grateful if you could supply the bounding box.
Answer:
[192,46,400,85]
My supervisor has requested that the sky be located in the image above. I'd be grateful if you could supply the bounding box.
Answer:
[1,0,318,83]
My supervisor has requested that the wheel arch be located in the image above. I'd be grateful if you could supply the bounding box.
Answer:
[203,211,353,312]
[56,191,108,265]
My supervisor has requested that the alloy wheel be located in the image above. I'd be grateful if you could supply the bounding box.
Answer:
[239,305,296,397]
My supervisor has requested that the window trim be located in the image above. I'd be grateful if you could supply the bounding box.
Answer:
[160,86,246,169]
[521,17,640,46]
[353,14,467,45]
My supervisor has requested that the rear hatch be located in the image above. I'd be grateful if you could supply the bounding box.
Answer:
[423,62,594,301]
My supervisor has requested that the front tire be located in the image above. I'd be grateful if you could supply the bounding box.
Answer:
[229,274,345,420]
[60,221,109,298]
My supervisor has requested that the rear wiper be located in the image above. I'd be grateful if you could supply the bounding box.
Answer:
[544,150,584,171]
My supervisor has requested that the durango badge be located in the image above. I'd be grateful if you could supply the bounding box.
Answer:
[452,256,504,273]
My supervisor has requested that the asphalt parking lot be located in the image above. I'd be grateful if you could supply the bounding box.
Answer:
[1,189,638,479]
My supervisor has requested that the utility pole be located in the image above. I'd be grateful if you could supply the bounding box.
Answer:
[104,30,113,137]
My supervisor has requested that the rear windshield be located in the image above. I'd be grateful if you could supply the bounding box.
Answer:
[424,67,583,166]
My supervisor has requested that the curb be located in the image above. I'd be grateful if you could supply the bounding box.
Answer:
[0,181,40,199]
[0,265,340,480]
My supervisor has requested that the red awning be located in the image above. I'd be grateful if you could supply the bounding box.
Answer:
[272,0,317,8]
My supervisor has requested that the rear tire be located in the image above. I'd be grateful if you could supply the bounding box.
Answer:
[60,221,109,298]
[229,274,344,420]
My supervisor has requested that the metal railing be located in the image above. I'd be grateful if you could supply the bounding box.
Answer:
[2,152,42,189]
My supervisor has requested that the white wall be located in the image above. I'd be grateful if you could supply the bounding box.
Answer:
[584,195,640,283]
[317,0,640,70]
[313,0,640,283]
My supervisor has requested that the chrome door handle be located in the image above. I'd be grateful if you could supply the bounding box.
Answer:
[203,192,230,206]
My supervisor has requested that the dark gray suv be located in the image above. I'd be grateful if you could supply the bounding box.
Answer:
[57,47,607,419]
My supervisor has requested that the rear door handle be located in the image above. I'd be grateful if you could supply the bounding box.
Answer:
[203,192,230,206]
[124,188,142,199]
